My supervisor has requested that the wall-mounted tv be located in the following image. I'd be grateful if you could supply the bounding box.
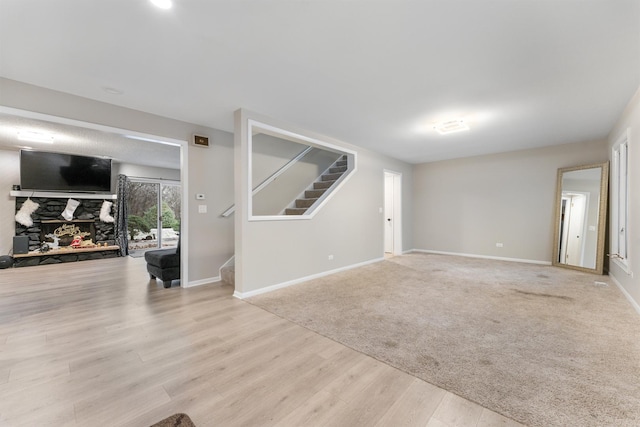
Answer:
[20,150,112,193]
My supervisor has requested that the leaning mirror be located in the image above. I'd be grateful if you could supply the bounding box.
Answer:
[552,162,608,274]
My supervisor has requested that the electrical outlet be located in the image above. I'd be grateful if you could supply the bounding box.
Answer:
[328,254,334,260]
[198,204,207,214]
[496,242,504,248]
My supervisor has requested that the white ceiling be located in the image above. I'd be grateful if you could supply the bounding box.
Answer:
[0,112,181,169]
[0,0,638,164]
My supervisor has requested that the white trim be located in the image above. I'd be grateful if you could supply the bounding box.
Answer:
[248,120,357,155]
[412,249,552,265]
[609,273,640,315]
[179,139,188,288]
[9,190,116,200]
[233,257,384,299]
[610,129,630,269]
[186,276,222,288]
[246,118,358,222]
[611,257,632,275]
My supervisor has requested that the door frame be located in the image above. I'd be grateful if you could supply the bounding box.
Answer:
[127,178,181,250]
[560,191,590,266]
[0,106,189,287]
[383,170,403,256]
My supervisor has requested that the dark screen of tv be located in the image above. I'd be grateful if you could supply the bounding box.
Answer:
[20,150,112,193]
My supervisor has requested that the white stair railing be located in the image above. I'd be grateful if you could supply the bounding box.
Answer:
[221,146,313,217]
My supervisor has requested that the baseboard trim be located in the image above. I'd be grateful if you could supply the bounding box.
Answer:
[411,249,552,266]
[233,257,384,299]
[185,276,221,288]
[609,273,640,315]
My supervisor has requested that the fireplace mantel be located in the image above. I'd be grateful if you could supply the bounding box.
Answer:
[10,191,116,200]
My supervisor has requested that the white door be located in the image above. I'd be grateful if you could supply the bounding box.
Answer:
[384,171,402,255]
[564,194,587,266]
[384,173,394,253]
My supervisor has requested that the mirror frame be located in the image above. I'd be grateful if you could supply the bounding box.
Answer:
[552,162,609,274]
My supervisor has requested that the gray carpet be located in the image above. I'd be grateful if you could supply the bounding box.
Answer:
[248,253,640,427]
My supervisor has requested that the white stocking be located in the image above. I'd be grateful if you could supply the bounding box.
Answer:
[15,199,39,227]
[62,199,80,221]
[100,201,115,223]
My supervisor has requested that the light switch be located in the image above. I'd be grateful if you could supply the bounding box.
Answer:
[198,204,207,213]
[196,194,205,200]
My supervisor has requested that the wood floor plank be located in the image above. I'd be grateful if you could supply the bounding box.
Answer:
[375,377,447,427]
[272,390,350,427]
[428,392,485,427]
[324,364,415,426]
[0,256,526,426]
[478,408,526,427]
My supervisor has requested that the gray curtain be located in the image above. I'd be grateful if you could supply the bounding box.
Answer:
[115,174,129,256]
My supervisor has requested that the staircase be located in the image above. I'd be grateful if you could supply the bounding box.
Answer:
[220,265,235,286]
[285,156,348,215]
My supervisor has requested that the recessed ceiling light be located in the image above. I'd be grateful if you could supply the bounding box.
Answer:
[102,86,124,95]
[17,130,55,143]
[433,119,469,135]
[150,0,172,9]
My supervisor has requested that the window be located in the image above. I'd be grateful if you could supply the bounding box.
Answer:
[611,130,629,268]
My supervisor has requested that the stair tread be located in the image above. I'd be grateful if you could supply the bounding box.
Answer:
[314,180,336,189]
[296,198,319,208]
[285,208,307,215]
[305,189,327,198]
[322,172,343,181]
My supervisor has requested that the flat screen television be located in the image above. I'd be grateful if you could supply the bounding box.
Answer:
[20,150,112,193]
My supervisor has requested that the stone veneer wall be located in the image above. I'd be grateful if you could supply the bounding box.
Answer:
[15,197,116,251]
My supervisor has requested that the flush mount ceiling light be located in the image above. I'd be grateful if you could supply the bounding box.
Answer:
[433,119,469,135]
[150,0,172,9]
[17,130,55,143]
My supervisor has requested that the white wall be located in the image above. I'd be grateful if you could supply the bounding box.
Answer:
[251,133,339,215]
[0,149,19,255]
[608,85,640,309]
[0,78,234,285]
[235,110,413,295]
[412,140,608,263]
[113,162,180,183]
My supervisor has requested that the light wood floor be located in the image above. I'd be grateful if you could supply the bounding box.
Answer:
[0,257,524,426]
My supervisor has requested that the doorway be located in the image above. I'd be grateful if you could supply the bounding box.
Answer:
[384,170,402,256]
[127,179,181,256]
[558,192,589,267]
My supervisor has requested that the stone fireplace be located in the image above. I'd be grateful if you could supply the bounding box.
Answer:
[13,196,119,267]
